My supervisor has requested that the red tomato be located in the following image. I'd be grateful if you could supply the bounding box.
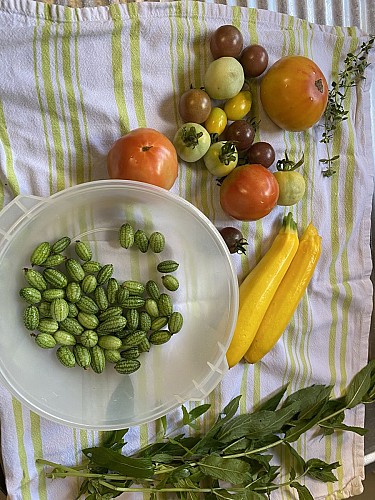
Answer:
[260,55,328,132]
[220,164,279,221]
[107,128,178,190]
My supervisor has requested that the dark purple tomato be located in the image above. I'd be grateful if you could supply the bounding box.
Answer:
[219,227,248,254]
[247,142,275,168]
[210,25,243,59]
[239,44,269,78]
[225,120,255,152]
[178,88,212,124]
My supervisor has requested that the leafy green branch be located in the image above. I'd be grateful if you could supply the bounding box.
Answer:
[319,36,374,177]
[37,359,375,499]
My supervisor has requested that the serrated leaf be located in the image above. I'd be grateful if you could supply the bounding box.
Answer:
[305,458,339,482]
[151,453,175,464]
[282,385,332,420]
[83,447,154,478]
[283,442,306,470]
[290,481,314,500]
[199,455,251,484]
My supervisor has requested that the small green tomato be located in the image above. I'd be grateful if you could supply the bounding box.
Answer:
[173,123,211,162]
[204,141,238,177]
[273,152,306,206]
[204,57,245,100]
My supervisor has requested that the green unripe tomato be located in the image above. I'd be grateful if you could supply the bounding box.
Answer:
[173,123,211,162]
[273,171,306,206]
[203,141,238,177]
[204,57,245,100]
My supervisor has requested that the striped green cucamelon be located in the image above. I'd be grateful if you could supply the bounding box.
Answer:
[144,298,159,317]
[121,297,145,309]
[158,294,173,316]
[116,287,130,307]
[96,264,113,285]
[119,223,134,249]
[121,280,145,296]
[157,260,179,273]
[149,330,172,345]
[161,275,179,291]
[168,311,184,334]
[106,278,119,304]
[76,296,99,314]
[96,316,127,334]
[82,261,102,274]
[104,349,122,363]
[51,236,71,254]
[94,286,109,311]
[121,346,140,360]
[79,330,98,348]
[66,282,81,303]
[81,274,97,294]
[43,268,68,288]
[42,288,65,302]
[150,316,168,331]
[37,318,59,334]
[35,333,56,349]
[74,241,93,262]
[19,287,42,304]
[67,302,79,318]
[90,345,105,373]
[77,312,99,330]
[98,306,122,322]
[114,359,141,374]
[30,242,51,266]
[50,298,69,322]
[54,330,77,346]
[121,330,146,348]
[56,346,76,367]
[145,280,160,301]
[134,229,149,253]
[125,308,139,330]
[98,335,122,350]
[139,311,152,332]
[38,301,51,318]
[138,337,151,353]
[40,254,67,268]
[59,317,84,335]
[65,258,85,281]
[23,268,47,291]
[73,345,91,369]
[23,305,40,330]
[149,231,165,253]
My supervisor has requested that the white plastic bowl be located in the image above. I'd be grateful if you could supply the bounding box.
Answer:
[0,180,238,430]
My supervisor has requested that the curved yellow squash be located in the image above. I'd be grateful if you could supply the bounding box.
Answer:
[244,222,322,364]
[226,213,299,368]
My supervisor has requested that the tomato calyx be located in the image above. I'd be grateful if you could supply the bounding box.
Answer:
[142,146,153,152]
[276,152,304,171]
[181,126,203,149]
[219,141,238,166]
[315,78,324,93]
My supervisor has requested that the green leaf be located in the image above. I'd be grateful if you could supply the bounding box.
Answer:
[345,362,374,408]
[102,429,128,449]
[282,385,332,420]
[283,442,306,471]
[198,455,251,484]
[305,458,339,482]
[290,481,314,500]
[82,447,154,478]
[182,405,190,425]
[189,403,211,421]
[218,402,300,443]
[320,422,368,436]
[256,385,288,412]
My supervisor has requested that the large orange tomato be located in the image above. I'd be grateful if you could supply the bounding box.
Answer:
[220,164,279,221]
[107,128,178,190]
[260,55,328,132]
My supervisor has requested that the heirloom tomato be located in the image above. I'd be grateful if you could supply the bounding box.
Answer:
[204,107,227,135]
[210,25,243,59]
[203,141,238,177]
[173,123,211,162]
[224,90,252,121]
[204,57,245,100]
[107,128,178,190]
[260,55,328,131]
[220,164,279,221]
[178,88,212,124]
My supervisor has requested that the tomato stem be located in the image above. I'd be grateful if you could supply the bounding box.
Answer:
[181,126,203,149]
[276,152,304,171]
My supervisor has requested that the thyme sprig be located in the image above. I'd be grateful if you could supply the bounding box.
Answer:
[320,36,374,177]
[37,359,375,500]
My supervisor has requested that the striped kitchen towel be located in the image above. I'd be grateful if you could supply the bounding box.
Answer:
[0,0,374,498]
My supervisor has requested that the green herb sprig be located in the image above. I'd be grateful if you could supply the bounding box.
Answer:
[320,36,374,177]
[37,359,375,499]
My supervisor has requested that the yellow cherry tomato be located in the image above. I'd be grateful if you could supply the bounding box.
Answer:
[204,107,228,135]
[224,90,252,121]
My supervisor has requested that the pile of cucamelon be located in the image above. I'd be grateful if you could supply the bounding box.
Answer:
[19,223,183,375]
